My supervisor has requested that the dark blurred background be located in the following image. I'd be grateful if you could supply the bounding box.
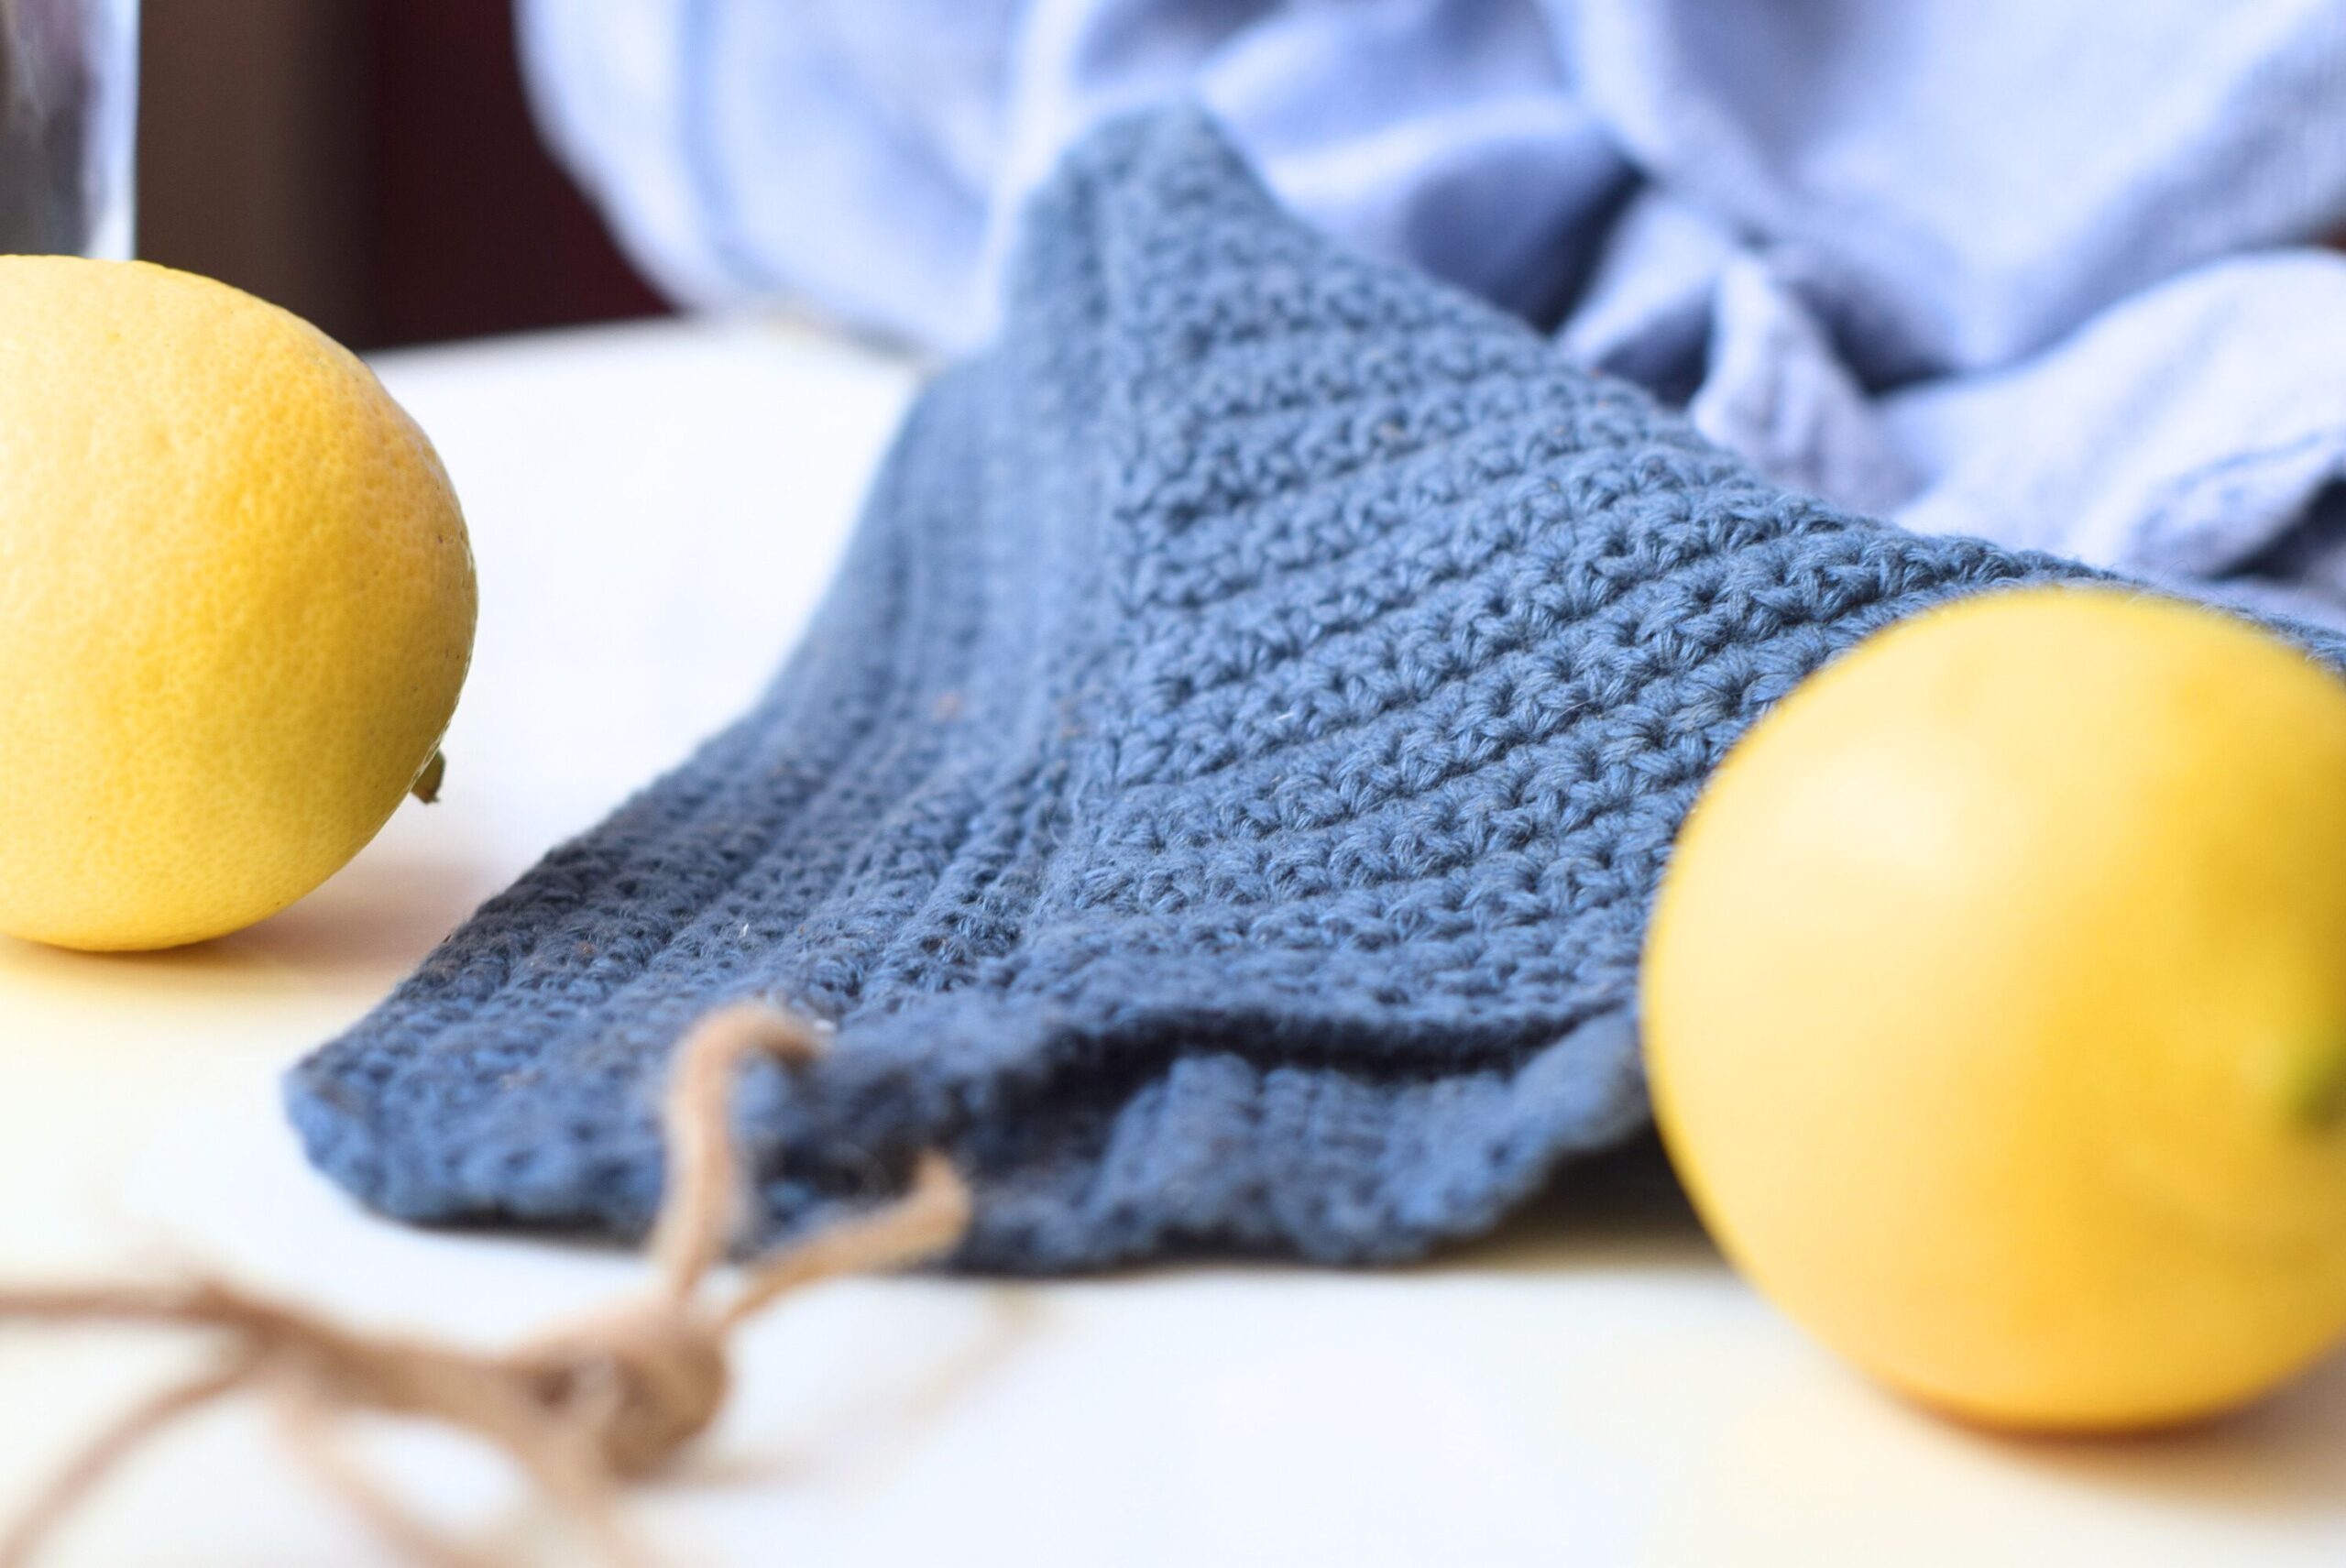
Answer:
[138,0,668,351]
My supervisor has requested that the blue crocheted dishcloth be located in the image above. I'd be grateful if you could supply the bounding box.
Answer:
[286,109,2342,1270]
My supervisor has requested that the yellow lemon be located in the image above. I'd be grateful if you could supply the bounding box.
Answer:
[1645,586,2346,1431]
[0,258,476,951]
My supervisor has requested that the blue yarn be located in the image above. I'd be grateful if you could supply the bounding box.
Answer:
[286,109,2346,1270]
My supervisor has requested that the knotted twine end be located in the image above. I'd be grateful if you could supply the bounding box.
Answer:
[0,1003,971,1568]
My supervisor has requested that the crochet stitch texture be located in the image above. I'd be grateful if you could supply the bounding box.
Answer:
[287,109,2344,1269]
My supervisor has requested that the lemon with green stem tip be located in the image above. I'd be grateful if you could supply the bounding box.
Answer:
[0,258,476,951]
[1646,586,2346,1431]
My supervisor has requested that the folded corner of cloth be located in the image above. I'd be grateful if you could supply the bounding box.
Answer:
[284,105,2346,1273]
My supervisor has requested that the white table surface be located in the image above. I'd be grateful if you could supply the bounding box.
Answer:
[2,315,2343,1566]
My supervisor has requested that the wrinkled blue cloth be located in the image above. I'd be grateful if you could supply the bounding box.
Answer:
[290,111,2346,1269]
[520,0,2346,620]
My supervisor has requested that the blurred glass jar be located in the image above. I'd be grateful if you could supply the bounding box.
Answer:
[0,0,132,257]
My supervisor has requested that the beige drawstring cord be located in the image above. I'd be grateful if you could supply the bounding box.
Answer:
[0,1003,971,1568]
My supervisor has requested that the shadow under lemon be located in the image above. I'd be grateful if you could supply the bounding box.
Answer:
[0,833,500,1021]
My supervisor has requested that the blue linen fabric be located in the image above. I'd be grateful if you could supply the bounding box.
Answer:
[291,111,2346,1270]
[519,0,2346,623]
